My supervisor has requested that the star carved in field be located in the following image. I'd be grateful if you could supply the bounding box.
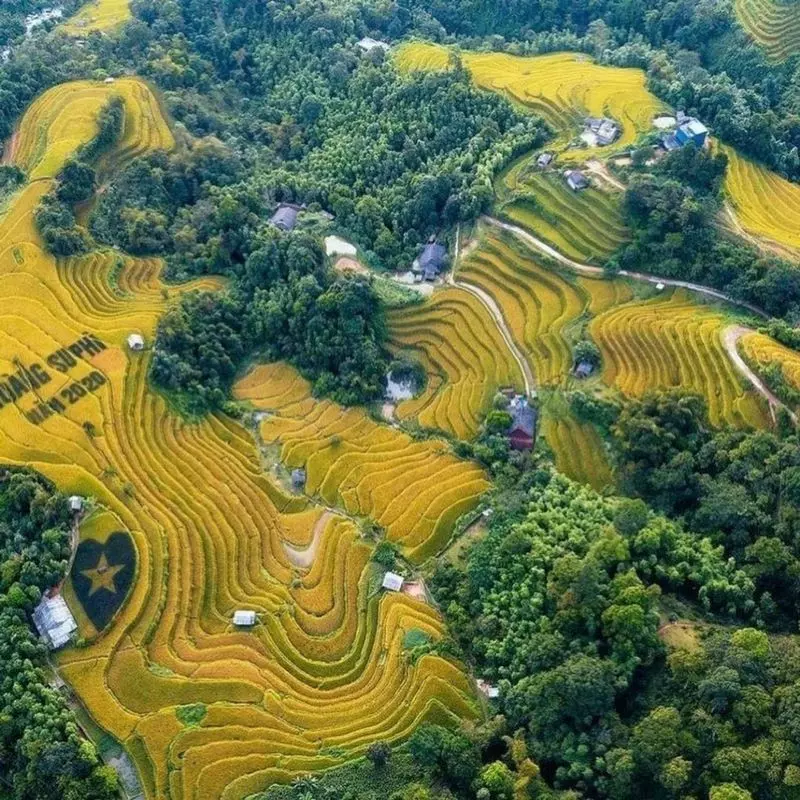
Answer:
[80,553,125,596]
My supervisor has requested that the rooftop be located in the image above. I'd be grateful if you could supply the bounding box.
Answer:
[127,333,145,350]
[358,37,390,53]
[683,119,708,137]
[413,241,448,280]
[566,170,589,190]
[574,361,594,379]
[233,610,256,626]
[508,395,536,437]
[33,595,77,650]
[382,571,404,592]
[270,204,300,231]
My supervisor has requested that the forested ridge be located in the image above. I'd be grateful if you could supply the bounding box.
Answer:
[4,0,800,799]
[0,471,119,800]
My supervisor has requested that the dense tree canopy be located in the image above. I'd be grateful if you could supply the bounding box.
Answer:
[0,470,118,800]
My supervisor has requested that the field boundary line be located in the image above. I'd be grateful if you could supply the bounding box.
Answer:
[483,215,769,318]
[452,225,535,395]
[723,325,797,424]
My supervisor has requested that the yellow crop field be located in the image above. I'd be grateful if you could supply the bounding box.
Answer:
[501,172,630,263]
[540,395,613,491]
[387,288,523,438]
[739,331,800,396]
[722,144,800,258]
[2,81,478,800]
[590,290,770,428]
[458,232,619,386]
[395,43,666,154]
[394,41,453,72]
[13,79,173,181]
[236,363,490,563]
[62,0,132,34]
[734,0,800,60]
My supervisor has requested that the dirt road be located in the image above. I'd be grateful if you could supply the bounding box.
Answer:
[484,216,768,318]
[723,325,797,424]
[453,224,536,395]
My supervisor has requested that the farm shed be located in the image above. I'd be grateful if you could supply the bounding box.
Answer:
[537,152,554,168]
[233,610,257,626]
[291,468,306,489]
[33,594,77,650]
[69,495,84,512]
[127,333,144,351]
[382,572,404,592]
[476,679,500,699]
[507,394,537,451]
[565,170,589,191]
[269,203,301,232]
[412,242,448,281]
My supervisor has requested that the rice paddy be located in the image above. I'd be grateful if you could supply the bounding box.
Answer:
[2,80,479,800]
[590,290,770,428]
[734,0,800,60]
[501,172,630,263]
[739,331,800,397]
[722,144,800,258]
[456,230,768,430]
[458,232,633,386]
[235,362,491,563]
[387,288,524,438]
[395,43,667,155]
[540,394,613,491]
[62,0,132,34]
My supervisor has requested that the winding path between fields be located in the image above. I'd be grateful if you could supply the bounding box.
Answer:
[723,325,797,424]
[461,217,796,418]
[483,216,769,318]
[452,226,536,395]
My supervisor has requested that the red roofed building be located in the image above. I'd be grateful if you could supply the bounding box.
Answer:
[507,395,537,451]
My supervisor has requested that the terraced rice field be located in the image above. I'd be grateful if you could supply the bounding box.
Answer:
[501,172,629,263]
[722,144,800,258]
[386,288,523,438]
[2,81,478,800]
[394,41,452,72]
[540,396,613,491]
[395,44,666,155]
[590,290,770,428]
[236,363,490,563]
[13,79,173,181]
[458,233,633,386]
[739,331,800,396]
[734,0,800,60]
[62,0,132,33]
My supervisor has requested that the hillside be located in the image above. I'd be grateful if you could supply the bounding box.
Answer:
[4,2,800,800]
